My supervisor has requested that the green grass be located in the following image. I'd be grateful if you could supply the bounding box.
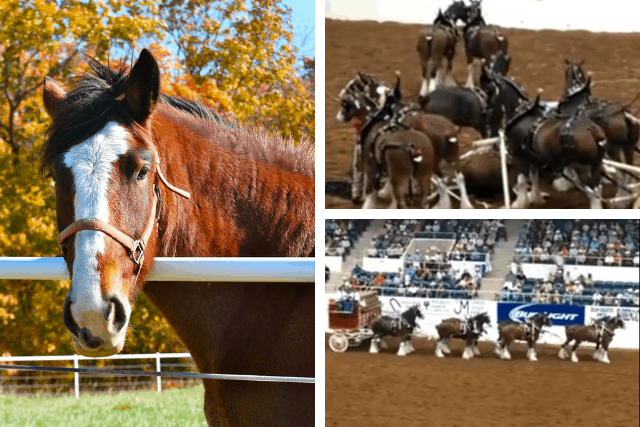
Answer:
[0,386,207,427]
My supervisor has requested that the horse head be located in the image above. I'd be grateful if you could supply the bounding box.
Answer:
[476,311,491,328]
[464,0,485,27]
[610,315,625,330]
[336,74,380,123]
[533,312,553,328]
[443,1,469,24]
[42,49,190,357]
[563,60,588,96]
[559,76,593,113]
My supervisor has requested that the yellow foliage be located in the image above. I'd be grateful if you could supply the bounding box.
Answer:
[0,0,312,365]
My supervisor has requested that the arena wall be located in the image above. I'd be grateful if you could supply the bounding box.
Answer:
[325,294,639,349]
[325,0,640,32]
[325,256,343,273]
[362,257,404,273]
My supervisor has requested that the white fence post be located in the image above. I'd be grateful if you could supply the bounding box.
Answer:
[73,354,80,399]
[156,352,162,393]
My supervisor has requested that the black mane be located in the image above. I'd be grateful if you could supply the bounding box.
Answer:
[42,53,233,173]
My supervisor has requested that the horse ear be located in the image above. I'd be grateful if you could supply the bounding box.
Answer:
[43,77,66,118]
[124,48,160,124]
[580,59,585,66]
[565,58,570,65]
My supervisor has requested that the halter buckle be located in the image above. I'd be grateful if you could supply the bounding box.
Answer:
[132,240,145,267]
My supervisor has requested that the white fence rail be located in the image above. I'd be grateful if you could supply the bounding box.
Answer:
[0,352,193,398]
[0,257,314,282]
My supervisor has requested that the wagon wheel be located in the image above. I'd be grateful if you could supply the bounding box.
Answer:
[329,333,349,352]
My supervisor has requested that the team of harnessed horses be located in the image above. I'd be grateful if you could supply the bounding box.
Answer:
[368,303,625,363]
[335,0,640,209]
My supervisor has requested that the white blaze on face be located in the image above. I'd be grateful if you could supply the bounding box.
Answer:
[63,121,130,338]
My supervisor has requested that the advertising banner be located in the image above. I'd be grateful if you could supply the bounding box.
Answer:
[586,306,639,324]
[497,302,585,326]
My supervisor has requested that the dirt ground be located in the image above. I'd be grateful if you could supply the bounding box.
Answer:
[325,18,640,208]
[325,336,639,427]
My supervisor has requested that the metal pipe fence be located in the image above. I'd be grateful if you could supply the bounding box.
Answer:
[0,353,194,398]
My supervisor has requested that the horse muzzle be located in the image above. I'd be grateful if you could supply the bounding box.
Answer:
[63,294,130,357]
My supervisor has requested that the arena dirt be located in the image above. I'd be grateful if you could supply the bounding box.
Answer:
[325,336,639,427]
[325,19,640,208]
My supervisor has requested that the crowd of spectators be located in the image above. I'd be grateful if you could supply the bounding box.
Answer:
[514,220,639,267]
[367,219,507,261]
[325,220,370,258]
[500,261,639,307]
[347,263,485,299]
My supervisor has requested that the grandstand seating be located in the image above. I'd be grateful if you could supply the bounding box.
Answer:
[503,220,639,307]
[325,220,370,258]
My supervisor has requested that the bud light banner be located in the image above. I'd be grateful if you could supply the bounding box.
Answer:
[497,303,585,326]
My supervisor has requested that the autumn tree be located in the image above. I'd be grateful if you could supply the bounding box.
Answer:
[158,0,314,141]
[0,0,167,359]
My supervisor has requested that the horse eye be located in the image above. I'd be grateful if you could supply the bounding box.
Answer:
[137,167,149,181]
[60,243,67,257]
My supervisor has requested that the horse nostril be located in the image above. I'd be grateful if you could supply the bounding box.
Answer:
[109,297,127,333]
[63,298,80,339]
[79,328,104,348]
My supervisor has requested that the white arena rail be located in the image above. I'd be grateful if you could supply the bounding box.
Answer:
[0,257,314,282]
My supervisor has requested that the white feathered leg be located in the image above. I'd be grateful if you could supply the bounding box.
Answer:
[369,338,379,354]
[397,341,407,356]
[558,345,567,360]
[571,350,579,363]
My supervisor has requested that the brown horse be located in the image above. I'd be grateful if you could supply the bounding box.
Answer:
[369,305,424,356]
[494,313,552,361]
[558,316,625,363]
[435,312,491,359]
[417,9,459,96]
[340,72,460,174]
[42,50,314,426]
[506,95,607,200]
[462,1,509,88]
[336,73,437,208]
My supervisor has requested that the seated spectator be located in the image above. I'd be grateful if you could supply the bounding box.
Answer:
[374,272,385,289]
[367,242,378,257]
[541,280,553,303]
[604,247,616,265]
[603,292,615,306]
[593,290,602,306]
[540,249,551,263]
[435,282,446,298]
[552,289,562,304]
[577,247,587,264]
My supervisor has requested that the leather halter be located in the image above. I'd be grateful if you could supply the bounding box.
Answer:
[57,157,191,275]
